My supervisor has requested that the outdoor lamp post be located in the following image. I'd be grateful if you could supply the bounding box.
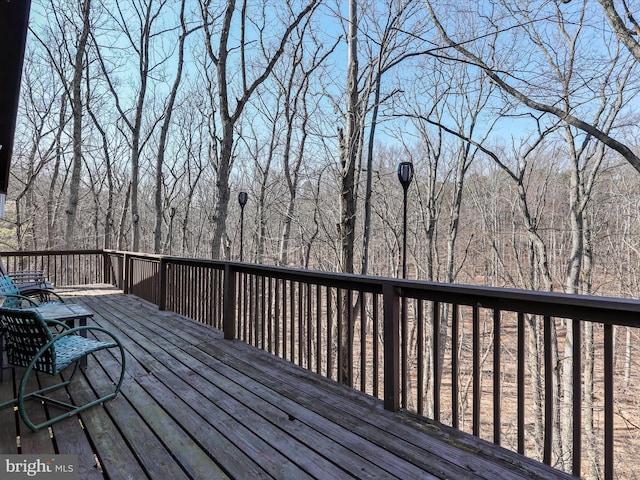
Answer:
[397,161,414,409]
[169,207,176,255]
[238,192,248,261]
[397,162,414,279]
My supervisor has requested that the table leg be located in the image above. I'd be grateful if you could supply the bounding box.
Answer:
[65,316,89,368]
[80,316,87,368]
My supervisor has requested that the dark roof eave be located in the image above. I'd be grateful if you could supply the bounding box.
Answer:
[0,0,33,196]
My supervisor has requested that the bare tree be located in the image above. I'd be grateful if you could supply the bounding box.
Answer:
[200,0,319,259]
[424,0,640,173]
[152,0,197,253]
[29,0,93,248]
[360,0,429,276]
[597,0,640,61]
[275,24,338,266]
[92,0,171,251]
[11,58,65,249]
[64,0,92,248]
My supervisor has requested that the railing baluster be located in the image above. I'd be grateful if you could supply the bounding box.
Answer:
[298,281,304,367]
[544,315,553,466]
[360,290,366,393]
[604,323,614,480]
[181,263,186,315]
[327,286,333,380]
[267,276,273,353]
[347,288,353,387]
[292,280,298,363]
[473,305,480,437]
[401,294,408,409]
[337,287,343,384]
[258,275,264,349]
[283,279,288,361]
[316,283,321,375]
[247,274,253,345]
[452,304,459,430]
[243,273,248,342]
[251,274,256,346]
[307,282,312,370]
[517,312,525,455]
[195,266,201,322]
[493,309,501,445]
[383,284,399,412]
[373,293,379,399]
[275,278,281,357]
[433,300,440,422]
[572,318,582,478]
[417,299,424,416]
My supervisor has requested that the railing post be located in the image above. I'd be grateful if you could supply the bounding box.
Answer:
[223,264,236,340]
[118,255,124,289]
[102,251,110,284]
[123,253,131,294]
[102,251,107,284]
[383,283,400,412]
[159,257,167,311]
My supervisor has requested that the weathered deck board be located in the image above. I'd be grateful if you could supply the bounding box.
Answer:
[0,286,577,480]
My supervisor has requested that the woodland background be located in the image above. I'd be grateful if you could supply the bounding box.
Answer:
[4,1,640,478]
[3,0,638,301]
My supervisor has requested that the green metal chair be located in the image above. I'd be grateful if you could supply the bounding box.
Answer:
[0,275,69,384]
[0,274,65,308]
[0,306,126,431]
[7,270,53,296]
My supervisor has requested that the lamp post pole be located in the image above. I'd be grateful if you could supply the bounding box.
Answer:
[397,162,414,278]
[238,192,248,261]
[169,207,176,255]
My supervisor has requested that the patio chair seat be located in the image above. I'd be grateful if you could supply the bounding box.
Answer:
[53,335,118,371]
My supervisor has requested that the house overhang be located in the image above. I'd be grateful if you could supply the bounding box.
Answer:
[0,0,32,217]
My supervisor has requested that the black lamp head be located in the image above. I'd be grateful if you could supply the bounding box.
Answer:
[238,191,248,207]
[397,162,414,190]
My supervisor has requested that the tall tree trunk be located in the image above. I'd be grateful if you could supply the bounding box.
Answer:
[48,95,66,249]
[341,0,359,276]
[361,68,380,277]
[64,0,91,248]
[86,99,114,250]
[336,0,360,385]
[153,0,188,253]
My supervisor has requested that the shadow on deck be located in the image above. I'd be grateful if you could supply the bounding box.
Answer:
[0,286,576,479]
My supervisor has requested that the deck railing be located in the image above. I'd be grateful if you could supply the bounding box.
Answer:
[0,249,105,286]
[2,249,639,479]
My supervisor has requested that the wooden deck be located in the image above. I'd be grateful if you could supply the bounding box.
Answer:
[0,286,576,479]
